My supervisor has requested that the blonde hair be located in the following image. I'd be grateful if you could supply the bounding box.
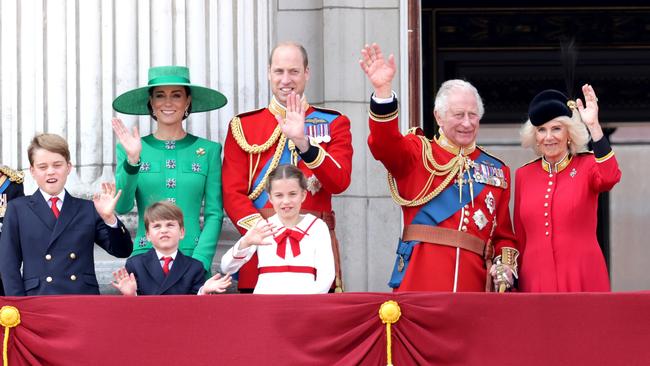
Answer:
[520,112,590,156]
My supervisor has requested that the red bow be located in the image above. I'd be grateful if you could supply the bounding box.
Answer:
[274,228,305,259]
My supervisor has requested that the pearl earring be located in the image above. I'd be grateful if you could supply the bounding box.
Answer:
[184,109,189,117]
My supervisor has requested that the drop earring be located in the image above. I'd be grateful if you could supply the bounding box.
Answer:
[184,109,189,117]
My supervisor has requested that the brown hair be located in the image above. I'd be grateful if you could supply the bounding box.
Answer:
[268,41,309,69]
[27,133,71,166]
[265,164,307,193]
[144,201,185,231]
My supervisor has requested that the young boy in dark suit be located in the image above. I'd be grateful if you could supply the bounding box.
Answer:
[0,133,133,296]
[111,201,231,295]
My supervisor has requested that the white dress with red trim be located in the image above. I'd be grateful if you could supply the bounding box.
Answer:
[220,213,334,294]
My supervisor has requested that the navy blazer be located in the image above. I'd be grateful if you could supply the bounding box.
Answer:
[0,190,133,296]
[125,248,207,295]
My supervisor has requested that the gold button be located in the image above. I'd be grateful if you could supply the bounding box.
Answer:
[549,174,553,178]
[464,205,469,209]
[547,188,551,192]
[545,195,549,199]
[69,253,77,259]
[544,203,548,207]
[463,218,469,224]
[464,211,470,217]
[461,226,467,232]
[545,222,549,226]
[548,181,553,186]
[545,232,549,236]
[544,212,548,217]
[46,276,53,283]
[45,254,52,260]
[70,275,77,281]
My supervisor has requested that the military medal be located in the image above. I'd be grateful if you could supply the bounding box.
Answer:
[570,168,577,178]
[485,191,495,215]
[473,209,488,230]
[471,160,507,189]
[306,175,322,195]
[305,117,331,144]
[398,255,405,272]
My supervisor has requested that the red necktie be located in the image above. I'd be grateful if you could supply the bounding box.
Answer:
[50,197,60,218]
[274,229,305,259]
[162,256,173,276]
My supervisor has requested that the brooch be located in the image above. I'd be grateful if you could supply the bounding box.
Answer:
[196,147,205,156]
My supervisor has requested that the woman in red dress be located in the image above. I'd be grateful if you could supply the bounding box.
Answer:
[514,84,621,292]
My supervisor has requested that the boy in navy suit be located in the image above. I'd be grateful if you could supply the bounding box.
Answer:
[0,133,133,296]
[111,201,231,295]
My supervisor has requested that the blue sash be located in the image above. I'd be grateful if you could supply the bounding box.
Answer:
[250,110,338,208]
[388,150,503,288]
[0,178,10,195]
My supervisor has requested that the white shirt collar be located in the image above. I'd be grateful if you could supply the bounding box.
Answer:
[155,249,178,260]
[40,189,65,204]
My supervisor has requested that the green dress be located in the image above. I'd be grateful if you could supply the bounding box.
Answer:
[115,134,223,272]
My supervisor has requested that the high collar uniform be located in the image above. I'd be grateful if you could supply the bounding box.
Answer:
[514,139,621,292]
[367,97,517,292]
[222,97,352,290]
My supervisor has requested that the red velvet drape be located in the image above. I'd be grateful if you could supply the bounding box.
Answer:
[2,292,649,365]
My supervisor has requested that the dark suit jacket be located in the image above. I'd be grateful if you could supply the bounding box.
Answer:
[0,190,133,296]
[125,248,207,295]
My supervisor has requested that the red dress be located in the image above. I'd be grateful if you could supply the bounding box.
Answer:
[222,97,352,290]
[368,97,517,292]
[514,142,621,292]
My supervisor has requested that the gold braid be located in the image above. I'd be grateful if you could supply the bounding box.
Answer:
[230,117,283,154]
[387,135,465,207]
[247,134,287,200]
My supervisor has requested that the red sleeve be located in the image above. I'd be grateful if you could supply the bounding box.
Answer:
[304,114,353,194]
[366,98,420,178]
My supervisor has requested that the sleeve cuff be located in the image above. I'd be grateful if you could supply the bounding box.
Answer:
[592,137,614,162]
[369,93,399,122]
[298,141,320,163]
[123,160,141,175]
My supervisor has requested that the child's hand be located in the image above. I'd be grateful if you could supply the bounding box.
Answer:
[111,267,137,296]
[93,182,122,225]
[202,273,232,294]
[240,219,278,248]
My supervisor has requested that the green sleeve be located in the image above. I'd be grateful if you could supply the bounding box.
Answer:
[115,143,140,214]
[191,142,224,273]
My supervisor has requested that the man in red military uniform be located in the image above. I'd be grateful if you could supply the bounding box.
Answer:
[360,43,517,292]
[223,41,352,292]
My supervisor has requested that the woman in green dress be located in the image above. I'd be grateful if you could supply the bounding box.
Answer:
[111,66,227,272]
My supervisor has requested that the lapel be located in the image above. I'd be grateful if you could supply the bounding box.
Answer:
[158,251,190,294]
[49,191,82,247]
[28,190,57,232]
[143,249,166,289]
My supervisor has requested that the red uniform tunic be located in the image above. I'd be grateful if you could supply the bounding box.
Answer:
[368,97,517,292]
[222,97,352,290]
[514,140,621,292]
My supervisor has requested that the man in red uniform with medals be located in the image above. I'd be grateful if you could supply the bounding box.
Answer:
[223,42,352,292]
[360,43,517,292]
[0,165,24,296]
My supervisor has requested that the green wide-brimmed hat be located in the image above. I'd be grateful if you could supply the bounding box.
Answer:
[112,66,227,115]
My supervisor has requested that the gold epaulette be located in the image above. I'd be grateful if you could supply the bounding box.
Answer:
[0,166,24,184]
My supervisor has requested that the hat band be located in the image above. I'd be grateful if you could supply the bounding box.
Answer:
[148,75,191,86]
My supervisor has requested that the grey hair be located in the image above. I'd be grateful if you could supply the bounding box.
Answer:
[433,79,485,119]
[520,112,590,156]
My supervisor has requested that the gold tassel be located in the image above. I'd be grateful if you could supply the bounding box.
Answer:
[0,306,21,366]
[379,300,402,366]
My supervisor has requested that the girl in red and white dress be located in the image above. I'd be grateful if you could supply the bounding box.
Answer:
[221,164,334,294]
